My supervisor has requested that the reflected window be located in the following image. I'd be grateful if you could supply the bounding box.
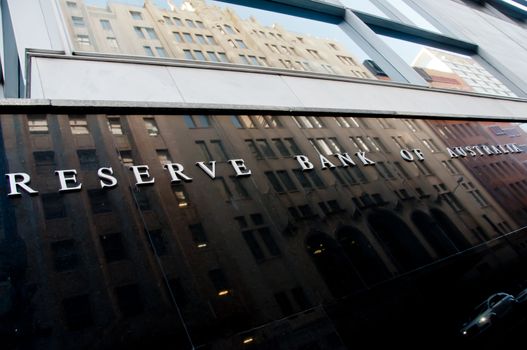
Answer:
[115,284,144,317]
[71,16,85,27]
[107,117,124,135]
[42,193,66,220]
[157,149,172,166]
[172,184,190,207]
[69,116,89,135]
[147,229,168,256]
[208,268,231,296]
[144,117,159,136]
[119,150,134,167]
[100,232,126,262]
[28,115,48,134]
[62,295,93,330]
[61,0,382,80]
[184,115,211,128]
[100,19,112,31]
[380,35,516,97]
[130,11,143,20]
[51,239,80,272]
[88,189,112,214]
[77,149,99,170]
[189,223,208,248]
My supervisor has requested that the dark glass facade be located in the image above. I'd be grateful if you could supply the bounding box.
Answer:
[1,113,527,348]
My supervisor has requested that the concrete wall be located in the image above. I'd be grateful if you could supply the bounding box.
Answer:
[28,55,527,119]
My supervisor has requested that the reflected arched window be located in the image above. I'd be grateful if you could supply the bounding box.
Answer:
[411,211,457,258]
[336,226,390,285]
[306,232,363,297]
[368,210,431,272]
[430,209,471,251]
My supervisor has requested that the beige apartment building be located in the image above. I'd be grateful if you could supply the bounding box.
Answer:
[59,0,375,78]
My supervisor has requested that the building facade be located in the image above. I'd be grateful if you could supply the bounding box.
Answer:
[1,0,527,349]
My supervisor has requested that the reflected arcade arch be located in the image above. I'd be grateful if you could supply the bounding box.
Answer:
[368,210,431,272]
[430,209,471,251]
[411,211,457,258]
[306,232,364,298]
[336,226,391,285]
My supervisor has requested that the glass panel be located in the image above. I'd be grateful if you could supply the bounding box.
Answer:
[379,35,517,97]
[57,0,387,80]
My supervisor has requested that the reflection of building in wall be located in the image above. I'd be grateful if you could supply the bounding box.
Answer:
[58,0,375,79]
[414,67,472,91]
[1,113,520,349]
[427,119,527,227]
[412,47,516,97]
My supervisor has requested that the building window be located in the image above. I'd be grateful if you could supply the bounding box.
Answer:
[107,37,119,48]
[195,141,213,161]
[34,151,56,174]
[462,182,489,208]
[229,176,250,199]
[182,32,194,43]
[173,17,183,26]
[195,34,207,44]
[41,193,66,220]
[100,19,112,31]
[421,139,440,153]
[376,162,395,179]
[115,284,144,317]
[119,150,134,167]
[130,11,143,20]
[27,115,48,134]
[189,223,208,248]
[172,184,190,207]
[265,170,297,193]
[144,118,159,136]
[76,34,91,46]
[183,115,211,128]
[292,116,325,128]
[62,295,93,330]
[145,28,158,39]
[132,188,151,211]
[71,16,85,27]
[245,140,262,159]
[88,189,112,214]
[143,46,154,57]
[100,233,126,262]
[256,139,276,158]
[163,16,173,25]
[231,115,256,129]
[51,239,80,272]
[69,116,89,134]
[185,19,196,28]
[183,49,194,60]
[208,269,231,296]
[77,149,98,170]
[157,149,172,166]
[107,117,124,135]
[134,26,145,38]
[173,32,183,42]
[441,160,460,175]
[242,230,265,261]
[214,176,233,200]
[196,20,205,28]
[146,229,168,256]
[66,1,77,8]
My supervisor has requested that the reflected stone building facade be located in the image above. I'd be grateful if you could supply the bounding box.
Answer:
[59,0,375,78]
[1,112,524,349]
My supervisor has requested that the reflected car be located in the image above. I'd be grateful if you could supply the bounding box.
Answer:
[516,288,527,304]
[460,292,517,337]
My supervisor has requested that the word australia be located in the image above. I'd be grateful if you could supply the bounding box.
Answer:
[447,143,523,158]
[5,152,377,197]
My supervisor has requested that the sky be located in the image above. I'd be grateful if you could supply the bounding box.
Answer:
[83,0,373,61]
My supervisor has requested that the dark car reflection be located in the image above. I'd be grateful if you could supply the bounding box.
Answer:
[460,293,517,337]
